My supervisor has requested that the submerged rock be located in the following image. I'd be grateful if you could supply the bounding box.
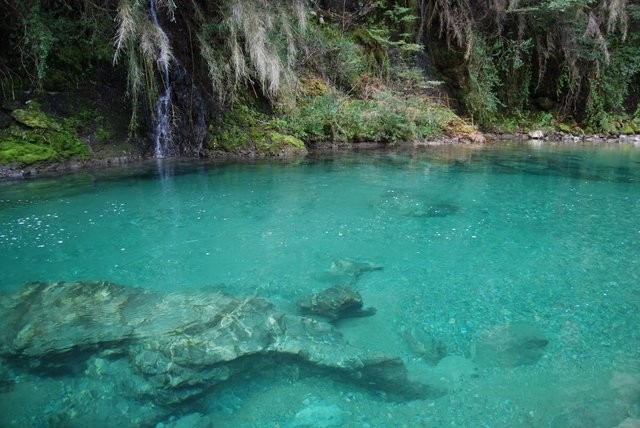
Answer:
[472,321,549,368]
[290,401,345,428]
[156,412,212,428]
[316,258,383,284]
[617,418,640,428]
[0,281,137,358]
[300,286,376,321]
[0,281,434,405]
[549,401,632,428]
[330,258,383,278]
[399,326,447,365]
[379,190,460,219]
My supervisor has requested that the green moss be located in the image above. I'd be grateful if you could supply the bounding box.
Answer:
[209,101,307,156]
[11,109,61,131]
[0,121,89,166]
[0,140,58,165]
[300,76,330,97]
[210,124,307,156]
[95,127,116,143]
[558,122,573,133]
[621,123,635,134]
[48,126,90,158]
[254,131,306,155]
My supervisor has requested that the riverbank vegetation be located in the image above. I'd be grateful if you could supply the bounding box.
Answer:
[0,0,639,166]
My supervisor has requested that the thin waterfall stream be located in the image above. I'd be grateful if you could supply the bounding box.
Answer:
[149,0,173,158]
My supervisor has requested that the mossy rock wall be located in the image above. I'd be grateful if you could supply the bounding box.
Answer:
[0,106,89,166]
[211,126,307,157]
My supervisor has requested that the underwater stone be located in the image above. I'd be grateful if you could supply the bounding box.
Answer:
[316,258,383,284]
[290,401,345,428]
[617,418,640,428]
[156,412,212,428]
[0,281,433,405]
[0,281,137,358]
[299,286,377,320]
[330,258,382,277]
[399,326,447,365]
[549,401,632,428]
[472,321,549,368]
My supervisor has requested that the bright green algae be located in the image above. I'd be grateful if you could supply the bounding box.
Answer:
[0,142,639,427]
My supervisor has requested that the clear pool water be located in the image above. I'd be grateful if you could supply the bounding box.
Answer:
[0,142,639,427]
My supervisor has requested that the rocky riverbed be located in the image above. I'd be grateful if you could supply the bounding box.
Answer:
[0,280,440,425]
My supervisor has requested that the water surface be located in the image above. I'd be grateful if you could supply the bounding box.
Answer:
[1,142,639,427]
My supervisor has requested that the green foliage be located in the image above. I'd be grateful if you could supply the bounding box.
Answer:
[584,30,640,132]
[297,23,366,92]
[8,1,115,90]
[194,0,307,103]
[463,35,501,125]
[2,0,637,143]
[113,0,176,129]
[276,91,453,143]
[483,111,556,134]
[346,0,422,80]
[23,3,54,88]
[209,103,306,156]
[95,127,117,143]
[426,0,639,131]
[112,0,307,130]
[462,35,533,125]
[351,27,393,79]
[494,38,533,113]
[204,0,461,148]
[371,0,421,50]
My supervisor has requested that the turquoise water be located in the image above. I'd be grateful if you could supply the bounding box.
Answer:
[1,142,639,427]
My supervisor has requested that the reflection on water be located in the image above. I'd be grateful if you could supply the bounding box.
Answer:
[0,141,639,427]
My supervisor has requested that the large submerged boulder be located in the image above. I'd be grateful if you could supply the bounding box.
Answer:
[0,281,137,358]
[0,281,436,404]
[299,286,377,321]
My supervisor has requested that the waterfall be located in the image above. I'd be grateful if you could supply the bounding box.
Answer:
[149,0,173,158]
